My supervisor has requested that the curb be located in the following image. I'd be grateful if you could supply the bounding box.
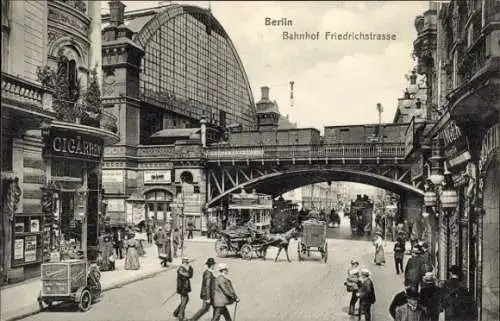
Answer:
[4,259,195,321]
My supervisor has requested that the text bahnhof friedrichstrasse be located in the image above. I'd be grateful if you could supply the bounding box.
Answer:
[282,31,397,41]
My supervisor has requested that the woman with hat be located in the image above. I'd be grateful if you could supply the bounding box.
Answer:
[420,272,440,321]
[373,231,386,266]
[345,259,361,315]
[124,233,140,270]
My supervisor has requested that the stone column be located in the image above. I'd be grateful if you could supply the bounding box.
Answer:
[437,194,448,284]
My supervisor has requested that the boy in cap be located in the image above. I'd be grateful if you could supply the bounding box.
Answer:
[394,286,424,321]
[212,263,239,321]
[174,257,193,321]
[420,272,440,321]
[189,258,216,321]
[357,269,375,321]
[393,237,405,275]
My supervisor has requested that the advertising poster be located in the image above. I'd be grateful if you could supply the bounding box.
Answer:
[30,219,40,232]
[14,238,24,260]
[24,235,37,263]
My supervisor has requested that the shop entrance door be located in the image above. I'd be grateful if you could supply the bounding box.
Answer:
[145,190,173,230]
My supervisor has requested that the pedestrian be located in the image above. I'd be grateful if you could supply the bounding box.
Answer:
[154,227,172,267]
[389,286,413,319]
[441,265,477,321]
[357,269,376,321]
[172,228,181,258]
[344,259,361,315]
[124,233,140,270]
[174,257,193,321]
[394,237,405,275]
[189,258,216,321]
[373,232,385,266]
[420,242,434,273]
[212,263,239,321]
[113,227,124,259]
[420,272,440,321]
[146,219,153,245]
[404,245,425,289]
[187,220,195,239]
[394,286,425,321]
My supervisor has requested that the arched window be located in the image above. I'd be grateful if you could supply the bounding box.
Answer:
[144,190,173,228]
[180,171,194,184]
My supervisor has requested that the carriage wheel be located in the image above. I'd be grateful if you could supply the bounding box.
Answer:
[323,242,328,263]
[77,289,92,312]
[240,244,253,260]
[214,238,228,257]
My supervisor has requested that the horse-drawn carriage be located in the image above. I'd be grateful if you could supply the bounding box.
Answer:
[297,219,328,263]
[214,225,268,260]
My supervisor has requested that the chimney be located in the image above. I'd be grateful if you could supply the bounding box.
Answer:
[410,69,417,85]
[261,86,269,100]
[109,0,126,27]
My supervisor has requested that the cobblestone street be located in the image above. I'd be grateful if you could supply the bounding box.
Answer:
[21,226,406,321]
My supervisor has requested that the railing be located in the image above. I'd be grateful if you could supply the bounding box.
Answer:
[206,143,406,160]
[1,72,53,113]
[100,111,118,134]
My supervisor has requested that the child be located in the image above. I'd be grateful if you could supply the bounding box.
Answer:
[345,259,361,315]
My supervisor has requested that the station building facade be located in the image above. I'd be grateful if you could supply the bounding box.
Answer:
[1,0,118,284]
[99,2,260,232]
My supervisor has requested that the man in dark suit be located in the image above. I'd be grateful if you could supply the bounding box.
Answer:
[113,227,124,259]
[211,263,239,321]
[174,257,193,321]
[357,269,375,321]
[404,245,425,289]
[189,258,216,321]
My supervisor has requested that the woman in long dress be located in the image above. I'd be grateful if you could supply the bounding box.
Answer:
[124,234,140,270]
[373,232,386,265]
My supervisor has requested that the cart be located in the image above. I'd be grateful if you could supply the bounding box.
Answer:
[297,219,328,263]
[215,228,267,260]
[37,260,102,312]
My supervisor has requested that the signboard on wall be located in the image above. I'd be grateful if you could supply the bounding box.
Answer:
[14,238,24,260]
[24,235,37,263]
[45,130,104,162]
[144,171,172,184]
[106,199,125,212]
[102,170,124,183]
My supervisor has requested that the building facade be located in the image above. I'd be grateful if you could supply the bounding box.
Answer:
[411,1,499,320]
[1,0,119,284]
[100,2,258,233]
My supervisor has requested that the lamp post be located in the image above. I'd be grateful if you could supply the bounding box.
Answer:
[423,138,458,284]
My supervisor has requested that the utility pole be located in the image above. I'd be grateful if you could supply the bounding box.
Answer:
[376,103,383,142]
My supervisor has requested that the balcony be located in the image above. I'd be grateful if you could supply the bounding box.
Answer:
[1,72,55,120]
[205,143,406,161]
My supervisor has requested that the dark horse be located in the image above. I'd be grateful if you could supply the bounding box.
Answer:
[262,227,299,263]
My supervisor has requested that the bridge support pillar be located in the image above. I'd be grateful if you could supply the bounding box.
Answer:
[401,193,423,236]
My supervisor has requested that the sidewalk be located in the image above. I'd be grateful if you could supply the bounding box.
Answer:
[0,244,189,321]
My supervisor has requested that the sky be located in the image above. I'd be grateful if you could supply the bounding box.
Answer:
[101,1,429,130]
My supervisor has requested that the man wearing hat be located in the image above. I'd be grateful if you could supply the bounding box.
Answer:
[212,263,239,321]
[404,244,425,289]
[394,286,424,321]
[174,257,193,321]
[420,272,440,321]
[357,269,375,321]
[189,258,216,321]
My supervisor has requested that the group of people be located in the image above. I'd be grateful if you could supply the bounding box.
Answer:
[388,236,477,321]
[97,226,143,271]
[154,226,182,267]
[344,259,377,321]
[173,257,239,321]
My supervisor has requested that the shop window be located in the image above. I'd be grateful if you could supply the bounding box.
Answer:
[144,190,173,228]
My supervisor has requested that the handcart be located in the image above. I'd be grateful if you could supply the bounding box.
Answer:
[37,259,101,312]
[297,219,328,263]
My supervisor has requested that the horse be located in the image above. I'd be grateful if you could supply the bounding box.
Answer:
[262,227,299,263]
